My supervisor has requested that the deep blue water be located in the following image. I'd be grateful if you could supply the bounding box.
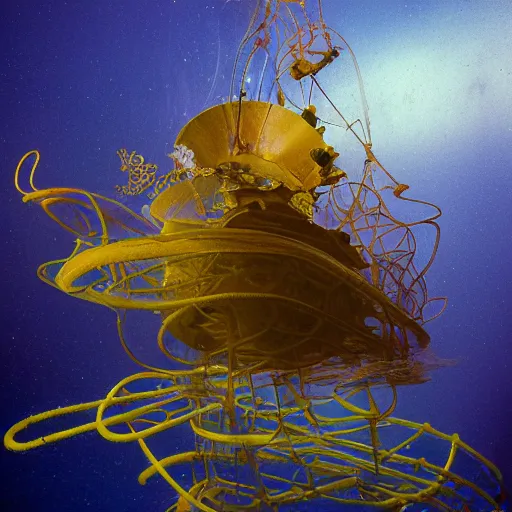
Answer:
[1,0,511,510]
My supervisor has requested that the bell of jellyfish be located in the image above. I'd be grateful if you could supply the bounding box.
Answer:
[5,1,506,511]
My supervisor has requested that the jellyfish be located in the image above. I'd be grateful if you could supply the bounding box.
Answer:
[4,1,505,511]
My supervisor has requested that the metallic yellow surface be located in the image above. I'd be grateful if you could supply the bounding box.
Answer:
[175,101,328,192]
[6,0,505,509]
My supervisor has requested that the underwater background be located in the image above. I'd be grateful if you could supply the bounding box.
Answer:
[1,0,511,510]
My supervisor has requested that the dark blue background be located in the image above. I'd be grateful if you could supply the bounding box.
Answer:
[1,0,511,510]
